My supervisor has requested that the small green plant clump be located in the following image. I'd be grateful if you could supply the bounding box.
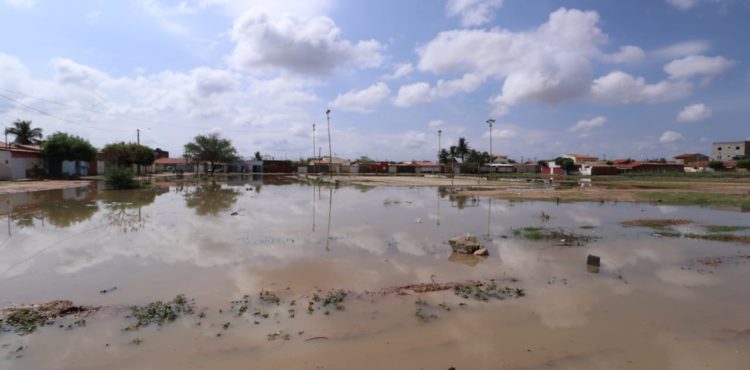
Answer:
[104,167,139,190]
[414,307,438,322]
[704,225,749,233]
[1,309,46,335]
[259,290,281,305]
[125,294,195,330]
[267,331,291,341]
[306,289,349,314]
[453,283,525,302]
[621,219,692,229]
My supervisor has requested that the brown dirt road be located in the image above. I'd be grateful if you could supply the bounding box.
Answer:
[0,180,93,194]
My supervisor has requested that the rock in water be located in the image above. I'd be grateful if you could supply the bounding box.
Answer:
[449,234,486,255]
[473,247,489,256]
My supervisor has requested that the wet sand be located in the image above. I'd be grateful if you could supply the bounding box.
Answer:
[0,180,93,195]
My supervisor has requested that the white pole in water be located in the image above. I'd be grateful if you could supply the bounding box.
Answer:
[437,129,442,168]
[487,118,495,180]
[326,109,333,179]
[312,123,316,174]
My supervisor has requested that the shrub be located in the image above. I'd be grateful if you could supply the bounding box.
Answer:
[708,160,725,171]
[105,167,138,190]
[737,159,750,169]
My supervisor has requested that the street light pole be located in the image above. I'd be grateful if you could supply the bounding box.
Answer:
[486,119,495,180]
[326,109,333,179]
[437,129,442,166]
[312,123,316,174]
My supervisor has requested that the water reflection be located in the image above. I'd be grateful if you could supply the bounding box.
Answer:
[184,181,241,216]
[2,187,99,230]
[100,187,167,233]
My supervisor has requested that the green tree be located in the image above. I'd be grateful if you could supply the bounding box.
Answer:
[101,142,156,170]
[455,137,470,162]
[438,149,452,165]
[42,132,97,176]
[184,133,239,175]
[708,160,725,171]
[554,157,577,172]
[5,119,43,145]
[356,156,374,164]
[737,159,750,169]
[254,151,262,161]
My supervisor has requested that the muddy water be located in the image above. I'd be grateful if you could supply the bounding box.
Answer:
[1,176,749,369]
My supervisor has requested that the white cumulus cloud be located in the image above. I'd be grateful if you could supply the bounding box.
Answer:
[418,8,607,114]
[381,63,414,80]
[330,82,390,113]
[666,0,698,10]
[446,0,503,27]
[2,0,35,9]
[229,11,384,75]
[664,55,735,80]
[393,74,483,107]
[677,103,712,122]
[659,130,684,143]
[569,116,606,133]
[590,71,692,105]
[654,40,711,59]
[604,45,645,64]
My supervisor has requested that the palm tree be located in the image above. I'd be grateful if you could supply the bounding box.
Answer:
[5,120,43,145]
[456,137,469,163]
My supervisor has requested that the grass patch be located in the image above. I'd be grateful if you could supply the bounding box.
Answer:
[511,227,598,246]
[704,225,749,233]
[1,309,46,335]
[683,233,750,245]
[621,219,692,229]
[638,191,750,208]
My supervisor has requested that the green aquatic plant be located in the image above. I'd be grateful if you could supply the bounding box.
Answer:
[2,309,46,335]
[453,283,525,302]
[259,290,281,305]
[704,225,748,233]
[125,294,195,330]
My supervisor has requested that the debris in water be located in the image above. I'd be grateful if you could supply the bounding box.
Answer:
[587,254,601,274]
[99,287,118,294]
[448,234,485,254]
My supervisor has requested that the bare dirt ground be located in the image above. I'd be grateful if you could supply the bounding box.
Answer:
[330,175,750,206]
[0,180,93,194]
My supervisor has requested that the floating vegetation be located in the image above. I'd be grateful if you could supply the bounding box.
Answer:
[510,227,598,246]
[579,225,596,229]
[682,233,750,245]
[453,283,525,302]
[1,309,46,335]
[538,211,551,223]
[267,331,291,341]
[222,322,230,330]
[0,300,98,336]
[621,219,692,229]
[383,198,401,206]
[130,337,143,345]
[259,290,281,305]
[321,289,347,311]
[694,255,750,267]
[704,225,749,233]
[414,307,438,322]
[124,294,194,330]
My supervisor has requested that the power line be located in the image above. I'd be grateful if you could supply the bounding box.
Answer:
[0,93,131,132]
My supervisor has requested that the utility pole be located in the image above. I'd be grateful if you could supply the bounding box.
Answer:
[326,109,333,179]
[312,123,317,174]
[486,119,495,161]
[137,129,140,145]
[437,129,442,172]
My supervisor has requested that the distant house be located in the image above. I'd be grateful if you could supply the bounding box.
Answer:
[712,141,749,161]
[0,142,43,180]
[616,161,684,173]
[153,157,196,173]
[541,161,565,175]
[673,152,709,165]
[580,164,621,176]
[483,157,516,173]
[310,157,350,174]
[562,153,599,164]
[515,162,540,173]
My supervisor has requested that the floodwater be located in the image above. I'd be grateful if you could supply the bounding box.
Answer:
[1,176,749,369]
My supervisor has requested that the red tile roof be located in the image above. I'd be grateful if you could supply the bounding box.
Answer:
[673,152,705,159]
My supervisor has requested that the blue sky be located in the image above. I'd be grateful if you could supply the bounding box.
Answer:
[0,0,748,161]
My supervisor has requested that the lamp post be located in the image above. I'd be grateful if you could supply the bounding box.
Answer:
[312,123,316,174]
[486,119,495,161]
[326,109,333,179]
[437,129,442,167]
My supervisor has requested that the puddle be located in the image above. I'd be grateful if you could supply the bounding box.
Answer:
[1,175,749,369]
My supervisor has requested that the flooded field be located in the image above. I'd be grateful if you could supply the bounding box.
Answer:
[1,176,749,369]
